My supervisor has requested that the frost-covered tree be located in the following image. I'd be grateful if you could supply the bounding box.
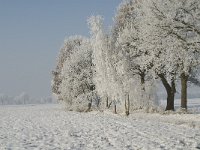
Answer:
[88,15,134,113]
[113,0,154,89]
[143,1,177,111]
[60,36,96,111]
[111,0,158,111]
[88,16,113,108]
[52,36,84,100]
[88,16,108,97]
[149,0,200,110]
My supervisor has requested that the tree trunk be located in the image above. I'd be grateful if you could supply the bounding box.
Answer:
[114,105,117,114]
[106,96,109,108]
[140,73,145,91]
[125,94,130,116]
[165,80,175,111]
[85,103,92,112]
[108,101,112,108]
[181,73,188,109]
[158,74,175,111]
[85,96,92,112]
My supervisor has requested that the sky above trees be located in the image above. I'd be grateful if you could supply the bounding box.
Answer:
[0,0,121,98]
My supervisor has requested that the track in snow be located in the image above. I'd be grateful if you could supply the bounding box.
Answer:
[0,104,200,150]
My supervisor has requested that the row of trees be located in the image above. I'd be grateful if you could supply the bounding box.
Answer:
[0,92,56,105]
[52,0,200,114]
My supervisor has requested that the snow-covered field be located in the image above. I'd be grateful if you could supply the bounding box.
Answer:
[0,100,200,150]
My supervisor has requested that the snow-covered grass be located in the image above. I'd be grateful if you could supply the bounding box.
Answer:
[0,101,200,150]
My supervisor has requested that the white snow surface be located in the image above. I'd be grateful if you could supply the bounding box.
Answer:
[0,103,200,150]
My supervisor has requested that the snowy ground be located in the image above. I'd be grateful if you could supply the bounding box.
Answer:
[0,100,200,150]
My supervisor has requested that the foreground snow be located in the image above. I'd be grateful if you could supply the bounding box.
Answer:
[0,104,200,150]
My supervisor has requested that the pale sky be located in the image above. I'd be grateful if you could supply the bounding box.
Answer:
[0,0,121,98]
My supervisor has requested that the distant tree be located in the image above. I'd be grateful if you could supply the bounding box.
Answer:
[189,69,200,86]
[14,92,30,104]
[0,94,7,105]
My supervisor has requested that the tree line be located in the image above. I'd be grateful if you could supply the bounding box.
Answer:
[52,0,200,114]
[0,92,56,105]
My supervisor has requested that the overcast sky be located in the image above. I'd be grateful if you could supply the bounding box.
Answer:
[0,0,121,98]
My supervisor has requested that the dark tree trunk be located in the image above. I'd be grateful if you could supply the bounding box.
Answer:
[140,73,145,91]
[106,96,109,108]
[125,94,130,116]
[85,95,92,112]
[181,73,188,109]
[85,103,92,112]
[165,80,175,111]
[158,74,175,111]
[141,74,145,85]
[108,101,112,108]
[114,105,117,114]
